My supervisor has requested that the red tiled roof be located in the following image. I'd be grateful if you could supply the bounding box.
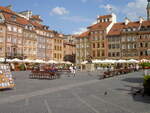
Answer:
[78,31,89,38]
[88,22,111,30]
[98,14,112,19]
[0,6,16,14]
[31,15,42,21]
[30,21,44,29]
[0,6,31,26]
[0,6,56,32]
[2,11,45,30]
[141,20,150,26]
[124,21,140,28]
[108,20,150,36]
[108,22,125,36]
[3,12,30,25]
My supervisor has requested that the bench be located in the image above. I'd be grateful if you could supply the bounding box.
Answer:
[29,71,60,80]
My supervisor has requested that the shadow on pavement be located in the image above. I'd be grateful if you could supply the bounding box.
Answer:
[122,77,143,83]
[116,84,150,104]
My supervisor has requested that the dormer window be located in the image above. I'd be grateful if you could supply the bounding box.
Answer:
[0,16,3,23]
[122,29,126,32]
[11,15,17,21]
[147,26,150,30]
[141,26,146,31]
[0,16,2,20]
[133,28,136,31]
[29,27,32,30]
[25,25,28,29]
[128,28,131,31]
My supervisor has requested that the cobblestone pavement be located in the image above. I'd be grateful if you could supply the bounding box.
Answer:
[0,70,150,113]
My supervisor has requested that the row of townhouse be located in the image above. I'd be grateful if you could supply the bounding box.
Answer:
[0,5,65,62]
[76,13,150,65]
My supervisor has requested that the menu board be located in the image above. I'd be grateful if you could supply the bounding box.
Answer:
[0,64,15,89]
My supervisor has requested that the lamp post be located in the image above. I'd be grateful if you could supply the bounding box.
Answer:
[4,52,7,64]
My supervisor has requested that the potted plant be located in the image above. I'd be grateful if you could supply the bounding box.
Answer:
[143,75,150,95]
[140,62,150,69]
[19,64,26,71]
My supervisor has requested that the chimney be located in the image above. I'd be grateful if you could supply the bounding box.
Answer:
[28,11,32,18]
[125,17,130,25]
[111,13,117,23]
[19,10,32,19]
[139,16,144,24]
[6,5,12,10]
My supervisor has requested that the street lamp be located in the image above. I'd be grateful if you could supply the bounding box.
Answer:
[4,52,7,64]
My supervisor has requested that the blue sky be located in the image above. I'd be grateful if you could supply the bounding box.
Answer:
[0,0,147,34]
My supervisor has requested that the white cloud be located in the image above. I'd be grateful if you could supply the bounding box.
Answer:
[50,7,69,15]
[91,20,97,25]
[100,4,118,13]
[73,27,88,35]
[123,0,147,20]
[99,0,147,20]
[61,16,91,22]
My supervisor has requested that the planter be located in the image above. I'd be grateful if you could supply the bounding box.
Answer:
[143,75,150,95]
[143,67,150,69]
[144,84,150,95]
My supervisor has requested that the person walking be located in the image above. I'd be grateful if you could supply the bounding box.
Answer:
[69,65,76,77]
[68,66,73,77]
[72,66,76,77]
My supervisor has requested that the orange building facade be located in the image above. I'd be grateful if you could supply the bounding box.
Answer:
[0,6,66,62]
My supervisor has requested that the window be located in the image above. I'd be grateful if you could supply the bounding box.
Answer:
[11,15,16,21]
[139,35,142,39]
[122,37,125,42]
[116,52,120,57]
[112,44,115,49]
[140,43,143,47]
[122,45,126,49]
[13,27,17,32]
[116,44,120,48]
[0,16,2,20]
[102,51,104,56]
[127,37,131,41]
[93,43,95,48]
[93,51,95,57]
[7,26,12,31]
[0,27,3,32]
[54,53,56,58]
[0,37,3,42]
[7,47,11,53]
[112,53,115,57]
[145,51,148,56]
[18,39,22,44]
[7,36,11,42]
[18,28,22,33]
[0,16,3,22]
[97,50,100,57]
[97,43,100,48]
[145,43,148,47]
[109,44,111,49]
[108,53,111,57]
[102,43,104,48]
[0,47,3,53]
[128,44,131,49]
[133,44,136,48]
[140,51,143,56]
